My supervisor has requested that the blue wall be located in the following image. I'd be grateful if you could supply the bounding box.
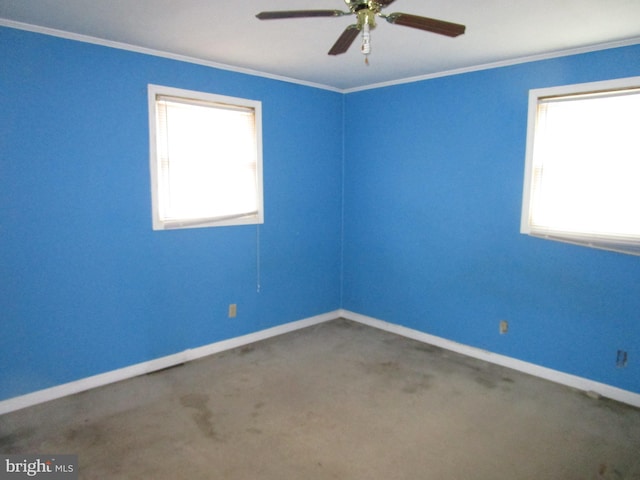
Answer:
[342,45,640,393]
[2,25,639,403]
[0,27,343,401]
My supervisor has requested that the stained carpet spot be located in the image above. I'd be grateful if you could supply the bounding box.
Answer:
[238,345,255,355]
[64,424,103,448]
[180,393,219,441]
[474,375,497,389]
[402,374,432,394]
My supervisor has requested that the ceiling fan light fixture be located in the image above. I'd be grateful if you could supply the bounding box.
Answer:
[356,8,375,64]
[361,22,371,63]
[356,8,377,29]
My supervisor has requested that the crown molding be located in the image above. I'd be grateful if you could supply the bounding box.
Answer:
[0,19,342,93]
[3,19,639,94]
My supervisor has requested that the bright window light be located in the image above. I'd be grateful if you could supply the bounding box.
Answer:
[148,85,263,230]
[521,77,640,255]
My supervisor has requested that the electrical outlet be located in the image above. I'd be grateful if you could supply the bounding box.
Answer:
[499,320,509,334]
[228,304,237,318]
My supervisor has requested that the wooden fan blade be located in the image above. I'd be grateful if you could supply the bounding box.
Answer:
[256,10,346,20]
[328,24,360,55]
[385,13,465,37]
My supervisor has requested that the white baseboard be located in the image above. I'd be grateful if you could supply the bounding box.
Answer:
[0,310,339,415]
[339,309,640,408]
[3,308,638,415]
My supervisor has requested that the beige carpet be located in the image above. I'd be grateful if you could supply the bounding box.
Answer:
[2,319,639,479]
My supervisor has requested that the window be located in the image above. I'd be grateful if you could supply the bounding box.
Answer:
[148,84,263,230]
[521,76,640,256]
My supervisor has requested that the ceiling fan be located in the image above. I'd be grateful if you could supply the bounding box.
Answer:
[256,0,466,63]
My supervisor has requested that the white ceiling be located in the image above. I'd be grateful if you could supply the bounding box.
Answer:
[2,0,640,91]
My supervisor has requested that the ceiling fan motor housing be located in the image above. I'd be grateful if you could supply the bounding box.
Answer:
[344,1,382,30]
[345,1,384,14]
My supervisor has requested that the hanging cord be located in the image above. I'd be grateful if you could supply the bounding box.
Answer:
[256,224,261,293]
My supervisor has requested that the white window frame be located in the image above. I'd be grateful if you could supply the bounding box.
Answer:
[148,84,263,230]
[521,76,640,256]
